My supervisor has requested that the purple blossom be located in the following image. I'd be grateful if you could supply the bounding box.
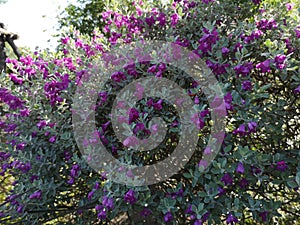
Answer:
[157,12,167,26]
[111,71,126,83]
[256,59,271,73]
[128,108,139,123]
[194,219,203,225]
[226,213,238,224]
[256,18,277,31]
[234,62,253,77]
[236,162,245,174]
[9,73,23,85]
[224,92,233,111]
[294,85,300,94]
[251,166,262,175]
[30,175,39,183]
[185,204,193,214]
[97,209,107,220]
[61,37,70,44]
[274,54,286,69]
[202,0,214,4]
[295,27,300,38]
[124,189,137,204]
[102,196,114,210]
[29,190,42,200]
[206,60,229,76]
[49,135,56,143]
[164,211,173,222]
[233,124,246,136]
[222,47,230,55]
[242,80,252,91]
[197,28,219,56]
[16,205,24,213]
[87,191,94,201]
[20,108,30,117]
[252,0,261,4]
[140,208,152,217]
[239,178,249,189]
[153,99,163,110]
[221,173,233,186]
[276,161,288,171]
[123,136,139,147]
[248,121,257,133]
[170,13,179,27]
[133,123,151,137]
[259,211,268,222]
[145,16,156,27]
[285,3,295,11]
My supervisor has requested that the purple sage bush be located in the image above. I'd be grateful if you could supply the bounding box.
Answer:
[0,0,300,224]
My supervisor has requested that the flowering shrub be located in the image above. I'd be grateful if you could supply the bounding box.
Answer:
[0,0,300,224]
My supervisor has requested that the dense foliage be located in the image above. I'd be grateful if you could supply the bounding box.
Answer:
[1,0,300,224]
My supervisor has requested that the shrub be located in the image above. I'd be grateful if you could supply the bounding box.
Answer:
[0,0,299,224]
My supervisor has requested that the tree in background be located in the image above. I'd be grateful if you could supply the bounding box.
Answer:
[58,0,106,37]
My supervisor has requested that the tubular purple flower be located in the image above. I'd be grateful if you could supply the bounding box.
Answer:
[124,189,137,204]
[236,162,245,174]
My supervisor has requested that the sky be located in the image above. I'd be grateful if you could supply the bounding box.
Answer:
[0,0,75,51]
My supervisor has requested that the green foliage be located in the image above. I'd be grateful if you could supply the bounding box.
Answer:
[0,0,300,224]
[58,0,106,36]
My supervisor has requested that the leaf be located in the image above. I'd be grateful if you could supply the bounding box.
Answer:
[296,172,300,186]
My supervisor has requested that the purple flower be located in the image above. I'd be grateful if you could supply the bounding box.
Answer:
[128,108,139,123]
[194,219,203,225]
[9,73,23,85]
[239,178,249,189]
[295,28,300,38]
[145,16,155,27]
[234,62,253,77]
[185,204,193,214]
[259,211,268,222]
[61,37,70,44]
[202,0,214,4]
[111,71,126,82]
[248,121,257,133]
[221,173,233,186]
[233,124,246,136]
[276,161,288,171]
[252,0,261,4]
[197,28,219,56]
[29,190,42,200]
[153,99,163,110]
[49,135,56,143]
[294,85,300,94]
[257,19,277,31]
[274,54,286,69]
[157,12,167,26]
[102,196,114,210]
[20,108,30,117]
[170,13,179,27]
[87,191,94,201]
[164,211,173,222]
[242,80,252,91]
[221,47,230,55]
[16,205,24,213]
[123,136,139,147]
[140,208,152,217]
[251,166,262,175]
[226,213,238,224]
[236,162,245,174]
[30,175,39,183]
[124,189,137,204]
[97,209,107,220]
[285,3,295,11]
